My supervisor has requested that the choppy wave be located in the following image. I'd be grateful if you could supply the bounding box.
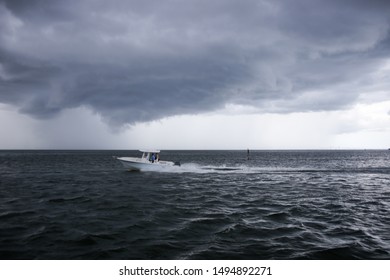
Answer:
[1,150,389,259]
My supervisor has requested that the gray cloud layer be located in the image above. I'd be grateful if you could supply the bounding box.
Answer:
[1,0,389,125]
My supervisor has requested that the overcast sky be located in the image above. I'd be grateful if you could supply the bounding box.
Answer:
[0,0,389,149]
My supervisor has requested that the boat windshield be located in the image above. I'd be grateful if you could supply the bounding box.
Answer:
[141,151,160,162]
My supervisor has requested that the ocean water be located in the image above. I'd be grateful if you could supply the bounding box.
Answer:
[0,150,389,260]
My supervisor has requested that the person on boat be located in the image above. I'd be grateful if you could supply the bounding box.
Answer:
[151,153,156,163]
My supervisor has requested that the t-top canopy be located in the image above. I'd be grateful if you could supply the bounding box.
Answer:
[139,149,160,153]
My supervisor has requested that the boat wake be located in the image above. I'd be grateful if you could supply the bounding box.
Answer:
[132,163,390,175]
[133,162,317,174]
[147,163,269,174]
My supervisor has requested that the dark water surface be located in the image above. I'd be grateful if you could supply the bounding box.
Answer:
[1,150,389,259]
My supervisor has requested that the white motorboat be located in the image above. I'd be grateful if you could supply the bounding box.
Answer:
[115,149,180,171]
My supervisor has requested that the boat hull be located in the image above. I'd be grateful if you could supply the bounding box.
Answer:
[116,157,177,171]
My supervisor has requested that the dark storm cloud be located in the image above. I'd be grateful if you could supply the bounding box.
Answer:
[0,0,389,125]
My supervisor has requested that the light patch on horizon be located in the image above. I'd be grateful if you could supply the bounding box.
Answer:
[1,100,388,150]
[128,100,390,150]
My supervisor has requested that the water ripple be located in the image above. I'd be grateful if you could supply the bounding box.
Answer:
[1,150,389,259]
